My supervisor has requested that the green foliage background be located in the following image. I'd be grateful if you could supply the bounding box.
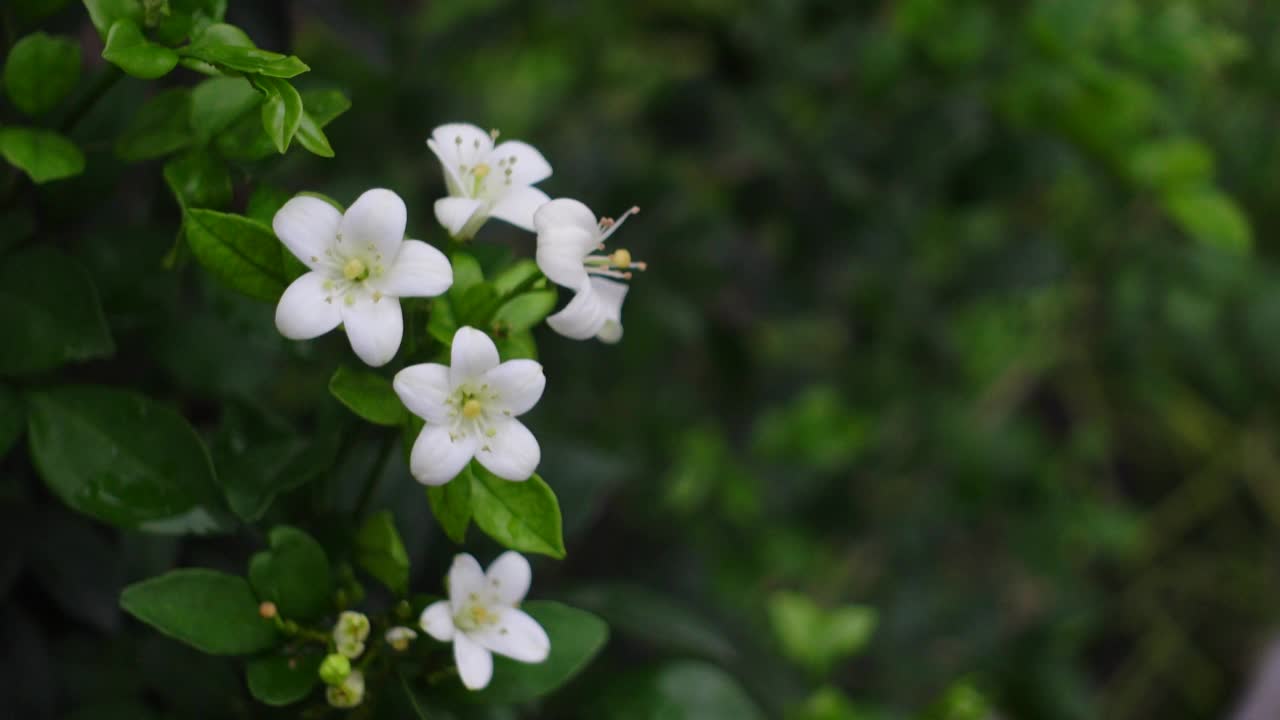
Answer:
[3,0,1279,718]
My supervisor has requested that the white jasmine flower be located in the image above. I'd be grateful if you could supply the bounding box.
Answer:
[419,552,550,691]
[333,611,371,659]
[534,198,644,343]
[325,669,365,708]
[427,123,552,239]
[273,188,453,367]
[385,626,418,651]
[393,326,545,485]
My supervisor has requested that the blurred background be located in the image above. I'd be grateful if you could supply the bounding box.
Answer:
[5,0,1280,718]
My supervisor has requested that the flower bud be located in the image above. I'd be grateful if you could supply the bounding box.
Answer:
[326,669,365,709]
[385,626,418,652]
[258,601,277,619]
[318,653,351,686]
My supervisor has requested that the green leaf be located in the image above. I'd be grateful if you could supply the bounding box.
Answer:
[329,366,406,427]
[295,110,334,158]
[354,511,410,596]
[1128,136,1214,192]
[249,526,332,621]
[0,385,23,459]
[492,290,557,334]
[246,653,322,706]
[115,88,192,161]
[497,329,538,361]
[465,601,608,704]
[210,400,328,522]
[455,283,501,327]
[119,568,280,654]
[450,252,484,296]
[4,32,80,116]
[469,465,566,558]
[253,76,303,154]
[0,126,85,183]
[184,209,287,302]
[617,661,765,720]
[189,76,262,142]
[427,465,472,544]
[26,385,230,533]
[564,584,736,663]
[181,32,309,78]
[491,259,542,297]
[768,591,876,675]
[0,246,113,375]
[245,184,292,225]
[301,88,351,126]
[83,0,143,39]
[1164,187,1253,253]
[427,296,458,346]
[163,149,232,210]
[101,18,179,79]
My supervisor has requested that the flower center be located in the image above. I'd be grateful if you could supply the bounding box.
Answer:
[462,398,484,419]
[454,598,500,632]
[343,258,369,282]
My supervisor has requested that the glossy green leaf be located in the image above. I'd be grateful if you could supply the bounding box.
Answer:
[26,385,230,533]
[427,465,473,544]
[119,569,280,654]
[164,149,232,210]
[1164,187,1253,253]
[492,290,557,334]
[0,127,85,183]
[4,32,80,116]
[115,88,192,161]
[181,33,309,78]
[465,601,608,704]
[184,209,287,302]
[249,526,332,621]
[497,329,538,361]
[0,246,113,375]
[0,385,24,459]
[295,111,334,158]
[246,653,322,707]
[354,510,410,596]
[329,366,405,427]
[254,76,303,154]
[301,89,351,126]
[209,400,329,523]
[450,252,484,297]
[101,19,179,79]
[470,465,566,558]
[83,0,143,39]
[768,591,876,674]
[492,259,542,297]
[189,76,262,142]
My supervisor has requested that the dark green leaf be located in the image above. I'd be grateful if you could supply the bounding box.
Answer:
[609,661,765,720]
[249,526,332,621]
[427,464,472,544]
[189,76,262,142]
[254,76,303,154]
[1163,187,1253,253]
[164,149,232,210]
[101,18,179,79]
[246,653,322,706]
[564,584,736,663]
[0,246,113,375]
[329,366,405,427]
[210,400,326,522]
[0,126,85,183]
[4,32,80,116]
[119,568,280,654]
[470,465,566,558]
[0,385,22,459]
[83,0,143,39]
[492,290,557,334]
[26,385,230,533]
[245,184,292,225]
[354,510,410,596]
[115,88,192,161]
[300,89,352,126]
[184,209,287,302]
[465,601,608,704]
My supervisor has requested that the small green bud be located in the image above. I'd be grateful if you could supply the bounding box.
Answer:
[318,653,351,686]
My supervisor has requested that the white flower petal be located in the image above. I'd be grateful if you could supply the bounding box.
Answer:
[273,196,340,270]
[589,277,629,343]
[546,285,608,341]
[450,326,500,385]
[535,227,595,289]
[339,188,406,263]
[435,197,485,238]
[275,272,342,340]
[341,295,403,367]
[409,424,477,486]
[394,363,453,424]
[454,633,493,691]
[377,239,453,298]
[419,600,455,642]
[597,320,623,344]
[533,198,598,236]
[474,608,550,664]
[430,123,495,181]
[449,553,487,609]
[482,360,545,417]
[475,418,540,482]
[485,141,552,188]
[485,551,532,606]
[487,186,550,233]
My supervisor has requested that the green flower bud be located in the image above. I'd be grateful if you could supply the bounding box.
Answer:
[318,653,351,686]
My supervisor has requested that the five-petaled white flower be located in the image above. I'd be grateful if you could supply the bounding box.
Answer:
[534,198,644,343]
[420,552,550,691]
[273,188,453,367]
[427,123,552,240]
[393,326,545,485]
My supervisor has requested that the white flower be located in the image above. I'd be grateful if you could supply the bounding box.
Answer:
[385,626,418,651]
[325,669,365,708]
[419,552,550,691]
[333,610,371,659]
[273,188,453,367]
[534,198,644,343]
[427,123,552,239]
[393,326,545,485]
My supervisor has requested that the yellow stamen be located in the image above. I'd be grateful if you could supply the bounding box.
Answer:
[472,163,491,179]
[343,258,368,281]
[462,399,483,419]
[611,249,632,268]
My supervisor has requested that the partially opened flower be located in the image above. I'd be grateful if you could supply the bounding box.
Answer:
[427,123,552,239]
[325,669,365,708]
[273,189,453,367]
[333,611,370,659]
[534,198,645,343]
[419,552,550,691]
[393,326,545,485]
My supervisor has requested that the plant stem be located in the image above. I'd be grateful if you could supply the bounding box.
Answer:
[352,432,396,522]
